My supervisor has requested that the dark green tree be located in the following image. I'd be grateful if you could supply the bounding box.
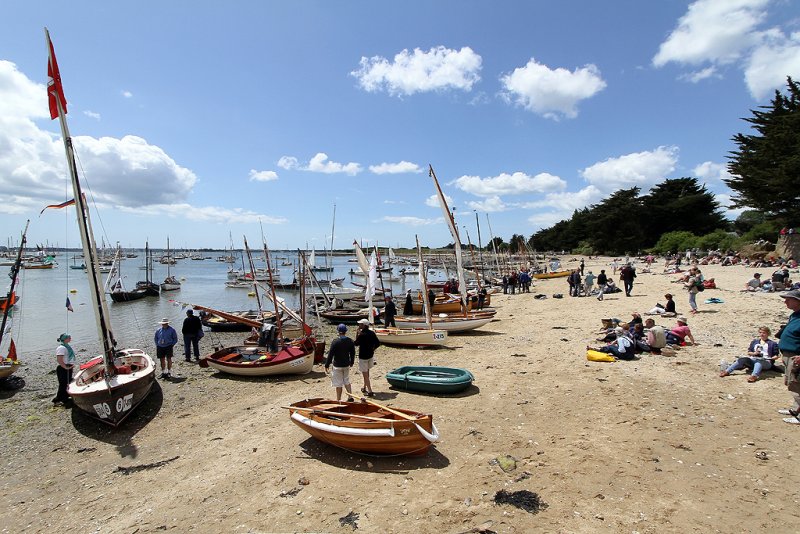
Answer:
[640,178,727,241]
[727,77,800,227]
[586,187,645,254]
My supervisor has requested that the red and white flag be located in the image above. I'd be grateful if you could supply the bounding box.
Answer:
[46,31,68,120]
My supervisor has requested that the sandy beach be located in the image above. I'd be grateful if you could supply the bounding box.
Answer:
[2,257,800,533]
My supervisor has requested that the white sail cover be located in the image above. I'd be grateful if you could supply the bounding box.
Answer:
[430,167,468,312]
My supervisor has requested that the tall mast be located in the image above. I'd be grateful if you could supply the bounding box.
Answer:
[258,222,283,340]
[0,220,29,352]
[475,211,484,278]
[47,28,116,372]
[429,164,468,315]
[416,235,433,330]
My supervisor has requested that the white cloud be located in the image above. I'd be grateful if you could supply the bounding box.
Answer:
[466,196,508,212]
[351,46,482,96]
[118,203,286,224]
[248,169,278,182]
[653,0,769,67]
[0,60,198,213]
[369,161,422,174]
[523,186,605,230]
[83,110,101,120]
[679,66,719,83]
[381,215,441,226]
[277,156,298,170]
[425,193,453,208]
[452,171,566,197]
[121,90,133,98]
[277,153,361,175]
[693,161,734,182]
[499,58,606,120]
[581,146,679,192]
[744,30,800,99]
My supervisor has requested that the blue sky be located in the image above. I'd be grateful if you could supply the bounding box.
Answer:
[1,1,799,251]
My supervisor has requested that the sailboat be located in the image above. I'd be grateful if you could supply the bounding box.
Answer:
[47,29,156,425]
[106,245,149,302]
[394,166,495,333]
[200,237,318,376]
[0,221,27,379]
[160,237,181,291]
[135,242,160,296]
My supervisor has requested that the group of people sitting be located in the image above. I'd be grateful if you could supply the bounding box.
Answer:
[744,268,795,292]
[588,312,695,360]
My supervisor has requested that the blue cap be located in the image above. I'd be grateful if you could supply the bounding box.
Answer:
[337,324,347,333]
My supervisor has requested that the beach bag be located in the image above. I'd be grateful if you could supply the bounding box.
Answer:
[696,280,705,292]
[587,349,615,362]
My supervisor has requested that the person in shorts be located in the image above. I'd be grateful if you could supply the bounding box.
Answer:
[154,318,178,378]
[354,319,381,397]
[325,324,356,401]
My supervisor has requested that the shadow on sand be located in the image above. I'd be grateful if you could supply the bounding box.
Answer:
[386,383,480,399]
[296,437,450,472]
[0,375,25,399]
[71,382,164,459]
[208,369,327,383]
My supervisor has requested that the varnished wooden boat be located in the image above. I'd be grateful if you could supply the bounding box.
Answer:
[386,366,473,394]
[373,327,448,347]
[68,349,156,426]
[394,310,496,333]
[533,270,571,279]
[318,309,371,324]
[287,397,439,455]
[200,337,316,376]
[201,310,277,332]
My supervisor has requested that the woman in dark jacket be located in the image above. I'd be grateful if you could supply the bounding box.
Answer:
[720,326,780,382]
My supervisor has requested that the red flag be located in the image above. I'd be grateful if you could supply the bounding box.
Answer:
[47,34,68,120]
[40,198,75,215]
[7,339,17,361]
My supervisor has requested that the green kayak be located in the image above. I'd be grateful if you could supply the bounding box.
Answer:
[386,366,474,394]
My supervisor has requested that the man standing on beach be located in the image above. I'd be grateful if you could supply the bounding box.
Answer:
[181,309,203,362]
[325,324,356,402]
[383,296,397,327]
[620,263,636,297]
[776,290,800,425]
[596,269,608,301]
[354,318,380,397]
[154,318,178,378]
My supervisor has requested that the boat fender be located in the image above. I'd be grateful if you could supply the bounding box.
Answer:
[586,349,616,362]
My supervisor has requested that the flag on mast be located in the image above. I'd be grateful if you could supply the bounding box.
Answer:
[39,198,75,215]
[66,296,74,312]
[46,30,68,120]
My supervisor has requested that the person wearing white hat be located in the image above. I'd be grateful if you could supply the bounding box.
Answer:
[354,318,380,397]
[154,318,178,378]
[776,290,800,424]
[325,324,356,402]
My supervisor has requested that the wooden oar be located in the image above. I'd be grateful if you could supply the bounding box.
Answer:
[281,406,390,422]
[346,391,420,421]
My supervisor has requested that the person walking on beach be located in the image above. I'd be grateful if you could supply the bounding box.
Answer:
[685,267,704,314]
[584,270,596,296]
[181,309,203,362]
[154,318,178,378]
[52,333,75,406]
[354,319,380,397]
[383,296,397,327]
[620,263,636,297]
[325,324,356,402]
[776,290,800,424]
[580,259,585,276]
[596,269,608,301]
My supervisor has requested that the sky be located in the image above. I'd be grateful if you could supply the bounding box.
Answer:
[1,0,799,251]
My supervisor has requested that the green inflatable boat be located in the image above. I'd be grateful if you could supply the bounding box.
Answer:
[386,366,474,394]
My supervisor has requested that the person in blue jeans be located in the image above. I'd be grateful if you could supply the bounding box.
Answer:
[719,326,779,382]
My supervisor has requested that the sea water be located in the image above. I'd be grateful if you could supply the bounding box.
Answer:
[2,251,424,360]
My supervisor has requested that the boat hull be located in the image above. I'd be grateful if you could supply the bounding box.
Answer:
[110,289,148,302]
[374,328,448,347]
[533,271,571,279]
[0,362,20,379]
[288,398,437,455]
[386,366,473,394]
[67,349,156,426]
[203,342,315,376]
[394,313,494,333]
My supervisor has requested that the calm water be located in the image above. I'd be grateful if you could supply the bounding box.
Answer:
[3,251,434,360]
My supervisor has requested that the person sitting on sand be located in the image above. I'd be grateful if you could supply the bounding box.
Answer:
[720,326,779,382]
[665,316,695,346]
[745,273,763,292]
[644,318,667,352]
[588,326,636,360]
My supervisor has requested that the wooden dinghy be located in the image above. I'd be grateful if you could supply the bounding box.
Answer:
[286,397,439,455]
[394,310,496,333]
[386,366,473,394]
[201,310,277,332]
[68,349,156,426]
[200,338,315,376]
[373,327,447,347]
[318,309,371,324]
[0,359,20,380]
[533,270,571,279]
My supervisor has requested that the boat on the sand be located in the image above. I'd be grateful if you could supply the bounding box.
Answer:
[385,366,473,394]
